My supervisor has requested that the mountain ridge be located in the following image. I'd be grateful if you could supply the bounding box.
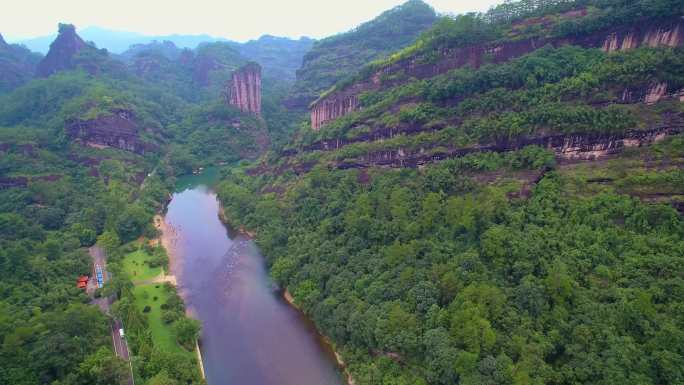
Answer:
[13,26,313,55]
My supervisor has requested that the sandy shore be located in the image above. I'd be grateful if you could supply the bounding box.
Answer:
[282,289,356,385]
[154,214,181,278]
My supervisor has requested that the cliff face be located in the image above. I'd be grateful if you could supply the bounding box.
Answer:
[310,18,683,130]
[335,126,680,170]
[36,24,88,77]
[65,109,157,154]
[228,62,262,115]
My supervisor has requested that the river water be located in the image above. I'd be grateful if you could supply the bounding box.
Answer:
[163,170,343,385]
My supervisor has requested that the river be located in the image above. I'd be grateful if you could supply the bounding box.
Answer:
[162,169,344,385]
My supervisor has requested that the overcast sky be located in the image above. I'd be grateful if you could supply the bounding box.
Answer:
[2,0,504,41]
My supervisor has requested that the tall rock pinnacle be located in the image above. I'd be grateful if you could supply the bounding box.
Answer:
[36,23,87,77]
[228,62,262,116]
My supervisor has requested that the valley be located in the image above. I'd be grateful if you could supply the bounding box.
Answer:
[0,1,683,385]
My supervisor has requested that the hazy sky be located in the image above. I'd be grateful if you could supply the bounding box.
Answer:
[3,0,503,41]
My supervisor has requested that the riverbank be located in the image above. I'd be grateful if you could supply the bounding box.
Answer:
[282,289,356,385]
[153,213,206,379]
[216,199,256,239]
[216,196,354,385]
[154,214,180,276]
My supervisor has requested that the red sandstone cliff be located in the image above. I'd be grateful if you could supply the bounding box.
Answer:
[228,62,262,115]
[65,109,158,155]
[37,23,88,77]
[310,18,683,130]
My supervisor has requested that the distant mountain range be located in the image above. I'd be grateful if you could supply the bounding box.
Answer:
[12,26,311,55]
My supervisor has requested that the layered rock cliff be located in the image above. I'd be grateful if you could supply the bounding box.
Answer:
[36,23,88,77]
[310,18,683,130]
[336,125,681,169]
[65,109,157,154]
[228,62,261,115]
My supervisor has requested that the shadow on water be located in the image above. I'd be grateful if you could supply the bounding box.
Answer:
[165,167,344,385]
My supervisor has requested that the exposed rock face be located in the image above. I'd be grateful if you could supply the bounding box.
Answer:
[65,109,157,154]
[311,94,358,130]
[619,82,683,104]
[37,23,88,77]
[0,174,64,190]
[335,126,680,169]
[643,82,669,104]
[0,33,7,48]
[228,62,261,115]
[601,23,681,52]
[310,18,684,130]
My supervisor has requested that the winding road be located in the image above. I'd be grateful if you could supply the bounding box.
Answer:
[88,246,134,385]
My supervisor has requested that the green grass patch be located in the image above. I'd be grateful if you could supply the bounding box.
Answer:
[132,284,191,356]
[123,249,161,282]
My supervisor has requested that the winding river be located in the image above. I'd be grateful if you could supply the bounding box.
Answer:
[162,169,343,385]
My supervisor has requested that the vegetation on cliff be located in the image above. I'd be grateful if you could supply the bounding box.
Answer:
[1,1,683,384]
[323,0,684,99]
[286,0,437,108]
[218,134,683,385]
[213,1,684,384]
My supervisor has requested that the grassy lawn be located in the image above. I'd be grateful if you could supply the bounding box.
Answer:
[123,249,161,282]
[132,284,191,356]
[124,246,194,357]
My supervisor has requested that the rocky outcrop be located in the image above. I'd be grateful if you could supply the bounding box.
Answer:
[311,93,358,130]
[0,175,63,190]
[65,109,157,155]
[36,23,88,77]
[0,177,28,189]
[335,126,680,169]
[310,18,684,130]
[643,82,669,104]
[602,23,681,52]
[618,82,683,104]
[228,62,261,115]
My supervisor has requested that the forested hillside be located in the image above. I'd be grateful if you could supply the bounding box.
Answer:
[0,33,42,93]
[1,0,683,384]
[285,0,437,108]
[216,0,684,384]
[0,53,209,385]
[0,21,296,385]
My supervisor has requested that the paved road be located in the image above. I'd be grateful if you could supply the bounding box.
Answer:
[88,246,134,384]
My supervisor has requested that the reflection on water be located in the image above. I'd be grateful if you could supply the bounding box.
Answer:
[164,175,343,385]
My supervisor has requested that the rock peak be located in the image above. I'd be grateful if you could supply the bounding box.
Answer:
[58,23,77,35]
[228,62,262,116]
[36,23,87,77]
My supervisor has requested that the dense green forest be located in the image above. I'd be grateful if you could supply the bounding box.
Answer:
[215,1,684,384]
[0,123,188,383]
[286,0,437,108]
[1,0,683,384]
[0,19,293,385]
[218,136,683,385]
